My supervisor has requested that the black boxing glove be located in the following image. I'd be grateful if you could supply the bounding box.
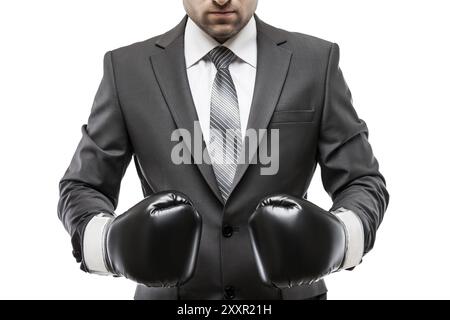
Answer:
[248,195,347,288]
[85,191,202,287]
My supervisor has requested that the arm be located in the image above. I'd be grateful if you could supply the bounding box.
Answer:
[318,43,390,259]
[58,51,133,272]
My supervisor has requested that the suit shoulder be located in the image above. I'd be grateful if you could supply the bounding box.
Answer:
[106,33,165,63]
[285,31,336,65]
[290,31,333,49]
[284,29,334,58]
[260,20,334,60]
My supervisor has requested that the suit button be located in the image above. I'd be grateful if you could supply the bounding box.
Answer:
[224,286,235,300]
[222,225,233,238]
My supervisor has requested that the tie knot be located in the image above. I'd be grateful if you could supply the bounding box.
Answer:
[208,46,236,69]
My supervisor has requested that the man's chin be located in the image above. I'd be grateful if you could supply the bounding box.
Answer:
[207,25,239,42]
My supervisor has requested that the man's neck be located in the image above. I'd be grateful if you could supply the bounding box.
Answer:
[215,37,228,44]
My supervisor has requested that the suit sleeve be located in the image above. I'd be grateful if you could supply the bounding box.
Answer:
[318,43,389,255]
[58,51,133,271]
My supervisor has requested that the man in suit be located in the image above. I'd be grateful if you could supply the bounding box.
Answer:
[58,0,389,300]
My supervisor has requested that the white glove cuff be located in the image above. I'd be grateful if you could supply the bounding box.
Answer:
[82,214,114,275]
[332,208,365,270]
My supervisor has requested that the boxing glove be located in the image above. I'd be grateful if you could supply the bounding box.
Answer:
[103,191,202,287]
[248,195,346,288]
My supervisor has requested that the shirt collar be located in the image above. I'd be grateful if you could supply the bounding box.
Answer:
[184,16,257,69]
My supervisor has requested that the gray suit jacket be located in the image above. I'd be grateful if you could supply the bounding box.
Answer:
[58,15,389,300]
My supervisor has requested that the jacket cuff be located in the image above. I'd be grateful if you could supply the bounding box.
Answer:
[82,214,114,275]
[332,208,365,270]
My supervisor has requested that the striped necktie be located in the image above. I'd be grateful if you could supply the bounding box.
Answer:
[208,46,242,201]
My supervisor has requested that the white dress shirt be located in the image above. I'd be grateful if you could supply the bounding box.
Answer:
[83,17,364,275]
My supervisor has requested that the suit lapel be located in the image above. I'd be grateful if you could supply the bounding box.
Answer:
[229,17,293,197]
[150,17,224,204]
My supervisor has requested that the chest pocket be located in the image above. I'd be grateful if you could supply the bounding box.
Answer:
[270,109,316,124]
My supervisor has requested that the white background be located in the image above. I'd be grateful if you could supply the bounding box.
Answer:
[1,0,449,300]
